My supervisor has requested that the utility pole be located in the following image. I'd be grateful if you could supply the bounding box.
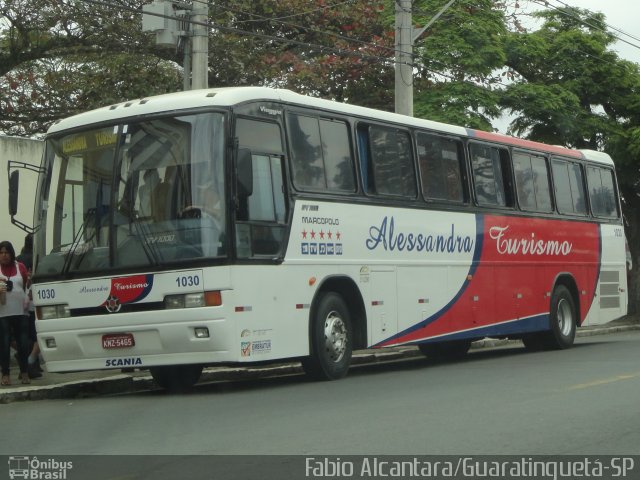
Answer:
[142,1,208,91]
[395,0,413,117]
[190,5,209,89]
[394,0,457,117]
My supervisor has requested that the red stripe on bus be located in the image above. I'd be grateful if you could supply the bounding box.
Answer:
[468,130,583,158]
[378,215,600,347]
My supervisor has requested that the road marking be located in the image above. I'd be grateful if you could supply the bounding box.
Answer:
[568,372,640,390]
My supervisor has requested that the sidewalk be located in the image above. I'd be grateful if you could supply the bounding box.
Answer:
[2,318,638,403]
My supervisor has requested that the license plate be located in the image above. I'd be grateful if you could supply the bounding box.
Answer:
[102,333,135,349]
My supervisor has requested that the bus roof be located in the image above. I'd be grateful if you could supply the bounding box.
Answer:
[47,87,466,136]
[47,86,613,166]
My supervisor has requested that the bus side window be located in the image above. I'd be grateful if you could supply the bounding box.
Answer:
[287,113,355,192]
[531,156,553,212]
[246,155,286,223]
[416,132,465,203]
[358,124,416,198]
[235,153,287,258]
[587,166,619,218]
[551,158,587,216]
[357,125,374,194]
[513,153,535,210]
[513,152,552,213]
[470,143,513,208]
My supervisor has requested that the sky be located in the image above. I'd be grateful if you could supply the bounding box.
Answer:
[526,0,640,65]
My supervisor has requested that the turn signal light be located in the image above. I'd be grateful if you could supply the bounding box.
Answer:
[205,291,222,306]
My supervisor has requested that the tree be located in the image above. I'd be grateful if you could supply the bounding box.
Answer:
[408,0,508,130]
[209,0,394,109]
[501,6,640,313]
[0,0,508,134]
[0,0,182,136]
[1,0,396,134]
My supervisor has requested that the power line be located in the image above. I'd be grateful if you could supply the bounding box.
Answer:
[530,0,640,52]
[549,0,640,44]
[81,0,403,67]
[202,0,398,59]
[199,0,507,89]
[216,0,357,24]
[80,0,513,91]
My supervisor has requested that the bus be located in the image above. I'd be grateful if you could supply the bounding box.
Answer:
[8,87,627,391]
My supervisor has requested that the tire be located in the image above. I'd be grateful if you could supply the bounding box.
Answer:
[418,340,471,361]
[149,364,203,392]
[522,285,578,351]
[301,292,353,380]
[541,285,577,350]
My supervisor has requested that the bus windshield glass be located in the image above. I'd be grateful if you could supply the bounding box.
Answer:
[34,112,226,277]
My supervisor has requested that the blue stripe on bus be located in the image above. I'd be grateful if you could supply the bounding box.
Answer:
[373,214,485,347]
[412,313,550,344]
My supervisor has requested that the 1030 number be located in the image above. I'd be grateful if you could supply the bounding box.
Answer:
[176,275,201,288]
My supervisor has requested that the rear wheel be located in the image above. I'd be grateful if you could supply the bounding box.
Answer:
[301,292,352,380]
[418,340,471,361]
[149,364,203,392]
[524,285,577,351]
[544,285,577,349]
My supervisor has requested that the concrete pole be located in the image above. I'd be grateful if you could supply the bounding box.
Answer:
[191,5,209,90]
[183,37,191,91]
[395,0,413,116]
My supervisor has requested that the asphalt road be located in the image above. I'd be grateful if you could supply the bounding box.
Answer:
[4,331,640,461]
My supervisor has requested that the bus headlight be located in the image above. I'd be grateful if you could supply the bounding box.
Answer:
[165,293,204,309]
[164,291,222,309]
[37,304,71,320]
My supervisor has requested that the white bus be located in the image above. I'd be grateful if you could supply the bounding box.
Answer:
[9,87,627,390]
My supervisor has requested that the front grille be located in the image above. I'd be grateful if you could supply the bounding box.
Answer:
[70,301,165,317]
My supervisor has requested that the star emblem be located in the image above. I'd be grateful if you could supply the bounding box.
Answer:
[105,295,122,313]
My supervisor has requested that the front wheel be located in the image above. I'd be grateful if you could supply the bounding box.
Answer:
[302,292,353,381]
[149,364,203,392]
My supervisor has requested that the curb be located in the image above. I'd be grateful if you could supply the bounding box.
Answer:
[2,324,638,404]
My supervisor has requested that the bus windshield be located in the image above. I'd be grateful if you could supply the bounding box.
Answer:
[34,112,226,277]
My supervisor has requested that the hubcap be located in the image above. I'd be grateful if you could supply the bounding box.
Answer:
[323,310,348,363]
[557,298,573,337]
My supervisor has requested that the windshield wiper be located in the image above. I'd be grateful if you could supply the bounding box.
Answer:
[61,182,107,275]
[61,209,97,274]
[129,214,160,266]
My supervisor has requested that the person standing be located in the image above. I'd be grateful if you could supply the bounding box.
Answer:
[0,240,31,385]
[17,234,42,379]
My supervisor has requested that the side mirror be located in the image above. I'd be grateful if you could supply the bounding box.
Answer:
[9,170,19,216]
[237,148,253,197]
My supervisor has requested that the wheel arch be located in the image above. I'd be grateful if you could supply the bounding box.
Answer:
[311,275,368,350]
[553,274,581,325]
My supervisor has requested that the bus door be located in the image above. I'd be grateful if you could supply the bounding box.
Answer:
[234,117,288,259]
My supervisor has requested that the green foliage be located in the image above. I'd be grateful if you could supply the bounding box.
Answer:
[413,81,500,131]
[208,0,394,108]
[0,0,181,135]
[501,6,640,183]
[410,0,507,129]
